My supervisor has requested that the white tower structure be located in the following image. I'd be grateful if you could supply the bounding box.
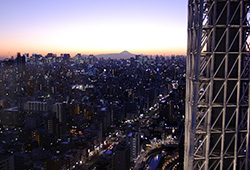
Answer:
[184,0,250,169]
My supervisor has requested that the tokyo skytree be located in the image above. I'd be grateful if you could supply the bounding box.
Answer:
[184,0,250,169]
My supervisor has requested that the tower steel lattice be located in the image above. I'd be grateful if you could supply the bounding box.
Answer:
[184,0,250,169]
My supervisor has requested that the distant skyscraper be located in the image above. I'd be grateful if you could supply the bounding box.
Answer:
[15,52,25,78]
[184,0,249,170]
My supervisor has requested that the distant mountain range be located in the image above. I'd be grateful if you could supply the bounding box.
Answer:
[95,51,136,59]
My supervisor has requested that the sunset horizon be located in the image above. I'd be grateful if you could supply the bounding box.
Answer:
[0,49,187,59]
[0,0,188,59]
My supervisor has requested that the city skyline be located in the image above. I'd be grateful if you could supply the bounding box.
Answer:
[0,0,188,59]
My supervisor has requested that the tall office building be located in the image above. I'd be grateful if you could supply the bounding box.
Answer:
[114,140,130,170]
[15,52,25,73]
[127,132,140,162]
[184,0,249,169]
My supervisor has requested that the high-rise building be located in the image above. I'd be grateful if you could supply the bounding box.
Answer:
[15,52,25,74]
[0,155,14,170]
[127,132,140,162]
[114,140,130,170]
[184,0,249,169]
[54,102,66,123]
[24,101,48,113]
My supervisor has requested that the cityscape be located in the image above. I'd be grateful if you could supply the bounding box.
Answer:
[0,52,186,169]
[0,0,249,170]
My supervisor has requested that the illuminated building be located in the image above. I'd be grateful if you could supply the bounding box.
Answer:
[127,132,140,162]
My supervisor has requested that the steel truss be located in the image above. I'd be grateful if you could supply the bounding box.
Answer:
[184,0,250,169]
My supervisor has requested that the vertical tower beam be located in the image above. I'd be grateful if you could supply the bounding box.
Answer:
[184,0,250,169]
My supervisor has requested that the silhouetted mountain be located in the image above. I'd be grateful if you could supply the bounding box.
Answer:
[96,51,136,59]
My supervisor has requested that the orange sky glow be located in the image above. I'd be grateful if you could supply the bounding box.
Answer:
[0,0,188,59]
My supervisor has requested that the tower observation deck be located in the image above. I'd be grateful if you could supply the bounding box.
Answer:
[184,0,250,169]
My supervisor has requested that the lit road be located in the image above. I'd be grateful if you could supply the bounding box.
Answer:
[78,155,100,170]
[133,149,150,170]
[77,133,125,169]
[162,153,179,170]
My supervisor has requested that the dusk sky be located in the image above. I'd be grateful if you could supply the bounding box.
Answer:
[0,0,188,59]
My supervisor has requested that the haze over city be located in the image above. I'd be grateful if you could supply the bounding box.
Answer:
[0,0,188,59]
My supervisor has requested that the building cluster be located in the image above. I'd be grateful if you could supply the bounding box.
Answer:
[0,52,186,169]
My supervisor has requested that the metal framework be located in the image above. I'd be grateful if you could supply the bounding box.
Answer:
[184,0,250,169]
